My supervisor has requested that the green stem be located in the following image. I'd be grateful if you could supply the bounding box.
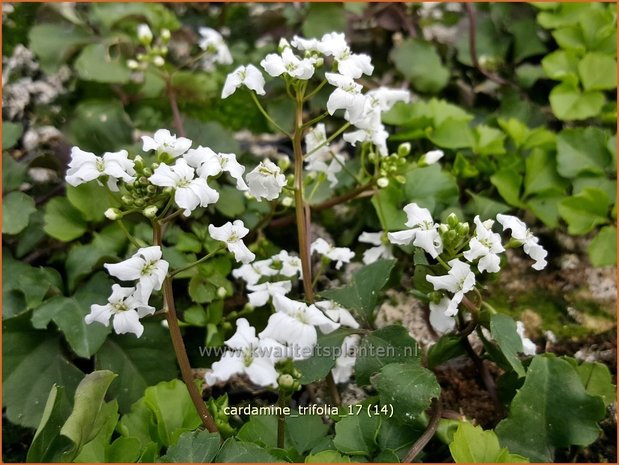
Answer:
[303,79,328,102]
[250,92,292,138]
[116,219,145,249]
[302,110,329,129]
[304,122,351,159]
[169,247,224,278]
[277,393,287,448]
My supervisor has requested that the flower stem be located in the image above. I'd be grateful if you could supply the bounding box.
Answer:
[403,398,442,462]
[169,247,224,278]
[250,92,292,138]
[165,77,186,138]
[153,221,219,433]
[277,393,287,448]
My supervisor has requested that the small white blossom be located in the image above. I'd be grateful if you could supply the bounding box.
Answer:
[247,280,292,307]
[426,259,476,316]
[388,203,443,258]
[325,72,366,123]
[184,146,248,191]
[319,32,373,79]
[365,87,411,113]
[304,124,346,187]
[516,321,537,356]
[314,300,359,331]
[232,258,277,285]
[209,220,255,264]
[358,231,393,264]
[246,159,287,201]
[429,297,456,334]
[342,115,389,157]
[141,129,192,158]
[497,214,548,270]
[198,27,233,69]
[104,246,169,302]
[260,47,315,80]
[311,238,355,270]
[290,35,323,54]
[464,216,505,273]
[423,149,444,165]
[205,318,283,387]
[149,159,219,216]
[271,250,302,279]
[65,147,135,191]
[137,24,153,44]
[221,64,266,98]
[332,335,361,384]
[85,284,154,338]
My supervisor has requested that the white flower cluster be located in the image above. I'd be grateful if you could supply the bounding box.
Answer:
[221,32,410,158]
[387,203,548,335]
[198,27,233,70]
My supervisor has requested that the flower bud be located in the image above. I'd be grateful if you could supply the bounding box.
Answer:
[278,374,295,388]
[278,156,291,171]
[395,175,406,184]
[438,224,449,235]
[377,177,389,188]
[121,195,133,205]
[134,198,145,207]
[217,287,227,299]
[278,38,291,52]
[281,196,293,207]
[104,208,122,221]
[160,28,171,42]
[127,59,140,70]
[143,205,158,218]
[447,213,459,228]
[456,222,469,236]
[137,24,153,45]
[152,55,165,67]
[147,185,157,194]
[136,53,146,61]
[398,142,411,157]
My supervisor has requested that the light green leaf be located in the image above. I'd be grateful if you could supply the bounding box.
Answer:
[588,225,617,267]
[490,169,523,208]
[73,401,120,463]
[391,39,449,94]
[542,50,580,82]
[511,18,547,62]
[558,188,609,235]
[107,436,141,463]
[3,153,28,191]
[574,360,616,407]
[355,325,420,386]
[74,43,131,84]
[43,197,88,242]
[405,164,459,215]
[374,363,440,424]
[427,118,475,149]
[450,422,528,463]
[3,191,36,235]
[236,415,278,449]
[496,355,606,462]
[215,185,246,218]
[526,194,563,228]
[557,127,610,178]
[474,125,506,156]
[67,183,119,223]
[161,430,221,462]
[28,23,91,73]
[287,414,330,453]
[578,52,617,91]
[306,450,351,463]
[524,149,567,197]
[333,413,380,456]
[549,82,605,121]
[552,26,586,54]
[320,259,396,322]
[90,3,180,30]
[3,121,23,150]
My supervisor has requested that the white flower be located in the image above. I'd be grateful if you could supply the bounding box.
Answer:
[319,32,373,79]
[463,216,505,273]
[271,250,302,279]
[65,147,135,191]
[365,87,411,113]
[149,159,219,216]
[232,258,277,285]
[245,159,286,201]
[325,72,366,123]
[260,47,315,80]
[184,146,248,191]
[429,297,456,334]
[332,335,361,384]
[141,129,192,158]
[198,27,233,69]
[388,203,443,258]
[221,64,266,98]
[423,149,444,165]
[205,318,282,387]
[497,214,548,270]
[85,284,155,338]
[209,220,255,264]
[311,238,355,270]
[104,246,169,302]
[358,231,393,264]
[260,294,338,360]
[314,300,359,331]
[247,280,292,307]
[304,124,346,187]
[426,259,476,316]
[291,35,323,54]
[343,116,389,157]
[137,24,153,44]
[516,321,537,356]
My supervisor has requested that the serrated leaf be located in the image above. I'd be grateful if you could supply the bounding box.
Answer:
[490,169,523,208]
[450,422,528,463]
[427,118,474,149]
[574,360,616,407]
[524,149,567,197]
[558,188,609,235]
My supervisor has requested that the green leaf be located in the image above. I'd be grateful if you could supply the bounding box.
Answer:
[588,225,617,267]
[456,15,510,67]
[183,119,241,154]
[404,164,460,215]
[215,185,246,218]
[558,188,609,235]
[43,197,88,242]
[27,385,73,463]
[295,328,355,384]
[372,184,407,231]
[374,363,440,424]
[236,415,279,448]
[28,23,91,73]
[66,183,118,223]
[573,177,617,205]
[333,413,380,456]
[427,118,475,149]
[549,82,605,121]
[574,360,616,407]
[578,53,617,91]
[161,430,221,462]
[143,379,201,446]
[552,26,586,54]
[490,169,523,208]
[320,259,395,322]
[496,355,606,462]
[557,127,611,178]
[3,191,36,235]
[511,18,547,62]
[306,450,351,463]
[287,414,330,454]
[450,422,528,463]
[490,314,525,377]
[541,50,579,82]
[524,149,567,197]
[391,39,449,94]
[515,64,546,88]
[3,121,23,150]
[537,3,593,29]
[473,125,506,156]
[302,3,346,38]
[95,322,177,412]
[355,325,420,386]
[116,397,157,449]
[74,43,131,84]
[216,438,280,462]
[3,153,28,192]
[427,334,467,370]
[107,436,141,463]
[526,194,563,228]
[68,100,133,153]
[73,400,119,463]
[90,3,180,30]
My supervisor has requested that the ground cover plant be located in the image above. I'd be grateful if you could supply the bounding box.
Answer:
[2,2,617,463]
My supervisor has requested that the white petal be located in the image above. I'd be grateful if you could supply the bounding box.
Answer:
[112,310,144,337]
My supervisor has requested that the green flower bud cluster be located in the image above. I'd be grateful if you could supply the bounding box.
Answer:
[128,24,171,71]
[439,212,470,253]
[276,359,302,395]
[376,143,410,188]
[120,157,164,217]
[206,394,235,437]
